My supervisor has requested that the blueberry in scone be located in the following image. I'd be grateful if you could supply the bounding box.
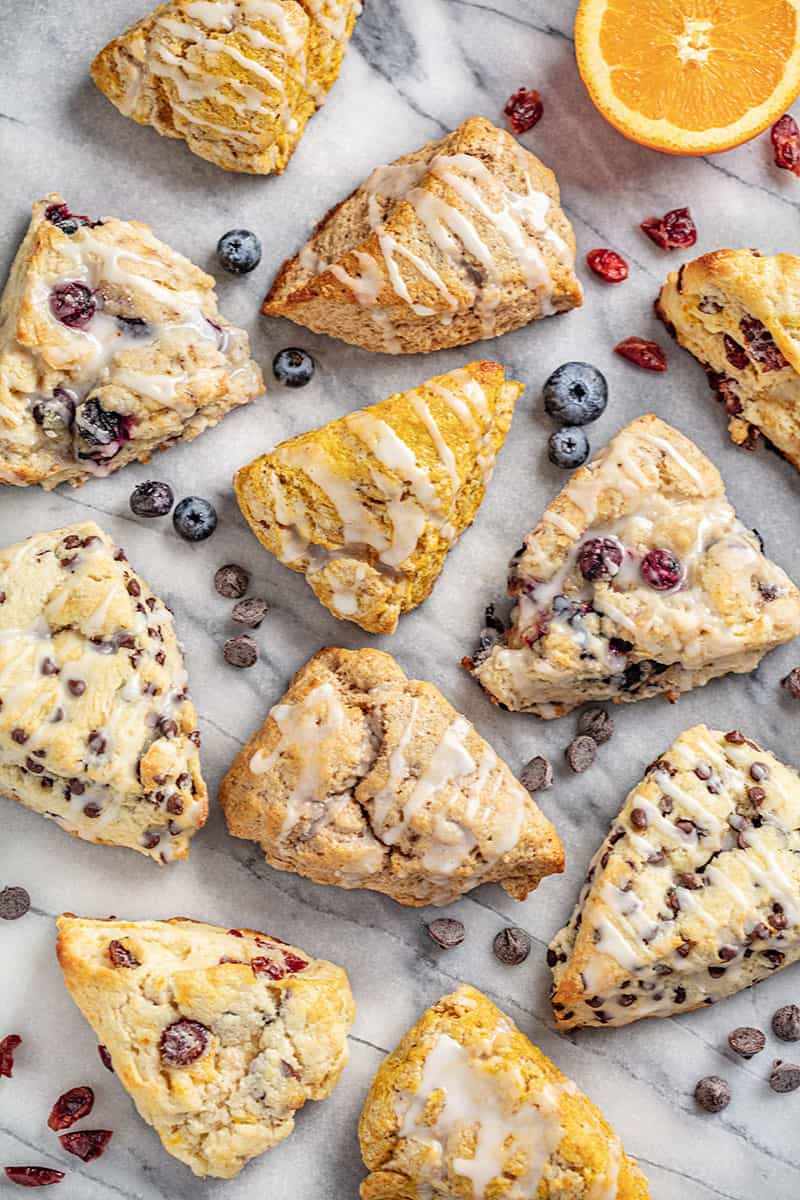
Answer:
[56,915,354,1178]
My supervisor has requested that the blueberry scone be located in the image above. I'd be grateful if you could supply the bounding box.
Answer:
[235,362,522,634]
[221,647,564,906]
[0,521,207,861]
[549,725,800,1030]
[657,249,800,467]
[359,984,650,1200]
[0,194,263,488]
[263,116,582,353]
[469,414,800,718]
[91,0,361,175]
[56,915,354,1178]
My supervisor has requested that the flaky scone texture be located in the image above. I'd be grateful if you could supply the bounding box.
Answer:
[220,647,564,906]
[235,361,521,634]
[263,115,582,353]
[550,726,800,1030]
[0,521,207,861]
[359,984,650,1199]
[471,414,800,717]
[56,915,355,1178]
[91,0,361,174]
[0,193,262,489]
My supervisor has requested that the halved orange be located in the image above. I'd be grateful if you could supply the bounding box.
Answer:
[575,0,800,154]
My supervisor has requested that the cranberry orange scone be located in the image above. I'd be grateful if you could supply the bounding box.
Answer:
[0,521,207,860]
[263,116,582,353]
[220,647,564,906]
[0,194,262,488]
[470,414,800,717]
[56,915,354,1178]
[358,984,650,1200]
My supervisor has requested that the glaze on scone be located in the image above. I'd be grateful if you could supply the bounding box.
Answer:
[91,0,361,174]
[220,647,564,906]
[235,362,521,634]
[657,249,800,467]
[358,984,650,1199]
[550,726,800,1030]
[56,915,354,1178]
[0,522,207,861]
[263,116,583,353]
[470,414,800,717]
[0,194,263,488]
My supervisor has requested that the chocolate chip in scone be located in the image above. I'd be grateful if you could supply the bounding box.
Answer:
[769,1060,800,1093]
[631,807,648,830]
[214,563,250,599]
[694,1075,731,1113]
[0,886,30,921]
[519,755,553,794]
[565,735,596,773]
[493,926,531,965]
[781,668,800,700]
[231,596,268,628]
[577,707,614,745]
[224,634,258,668]
[426,918,465,949]
[772,1004,800,1042]
[728,1027,766,1059]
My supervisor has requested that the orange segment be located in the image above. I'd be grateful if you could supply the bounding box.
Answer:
[575,0,800,154]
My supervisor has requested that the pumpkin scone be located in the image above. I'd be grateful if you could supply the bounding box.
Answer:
[0,193,262,489]
[220,647,564,906]
[550,725,800,1030]
[235,361,521,634]
[358,984,650,1199]
[469,414,800,717]
[0,521,207,861]
[91,0,361,175]
[263,115,582,353]
[56,915,354,1178]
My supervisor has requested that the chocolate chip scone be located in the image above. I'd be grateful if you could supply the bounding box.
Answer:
[0,521,207,860]
[657,249,800,465]
[0,194,263,488]
[220,647,564,906]
[91,0,361,175]
[235,362,521,634]
[549,725,800,1030]
[263,116,582,353]
[56,915,354,1178]
[470,414,800,717]
[358,984,650,1200]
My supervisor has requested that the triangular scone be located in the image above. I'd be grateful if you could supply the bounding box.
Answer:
[235,362,522,633]
[658,249,800,468]
[263,116,582,354]
[549,726,800,1030]
[470,414,800,717]
[358,985,650,1200]
[0,522,207,861]
[221,647,564,906]
[91,0,361,175]
[56,916,354,1178]
[0,194,263,489]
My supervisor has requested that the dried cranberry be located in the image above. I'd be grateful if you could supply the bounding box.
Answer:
[577,537,623,581]
[108,939,139,968]
[281,950,308,973]
[47,1085,94,1131]
[58,1130,113,1163]
[0,1034,21,1077]
[97,1044,113,1073]
[49,282,95,329]
[771,114,800,174]
[503,87,543,134]
[586,248,628,283]
[739,315,788,372]
[640,548,683,591]
[723,334,750,370]
[4,1167,64,1188]
[252,957,287,980]
[159,1018,210,1067]
[640,207,697,250]
[614,337,667,372]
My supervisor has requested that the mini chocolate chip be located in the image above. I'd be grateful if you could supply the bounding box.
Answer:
[224,634,258,668]
[493,926,531,965]
[576,707,614,745]
[87,731,106,754]
[83,803,102,818]
[0,886,30,920]
[126,579,141,597]
[565,735,596,773]
[631,807,648,830]
[67,679,86,697]
[141,830,161,849]
[166,794,184,815]
[674,986,687,1003]
[750,762,769,782]
[781,668,800,700]
[618,993,636,1007]
[159,718,178,738]
[10,728,28,744]
[426,918,465,949]
[694,1075,731,1113]
[725,730,745,744]
[749,922,770,941]
[675,818,696,835]
[694,761,712,780]
[718,946,737,962]
[772,1005,800,1042]
[676,872,701,890]
[546,947,558,968]
[747,786,766,805]
[232,596,268,628]
[40,657,59,676]
[728,1026,765,1059]
[519,755,553,793]
[709,966,727,978]
[214,563,250,599]
[676,941,692,957]
[769,1060,800,1093]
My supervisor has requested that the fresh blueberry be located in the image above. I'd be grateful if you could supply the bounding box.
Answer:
[543,362,608,426]
[50,282,96,329]
[173,496,218,542]
[130,481,174,518]
[32,388,76,438]
[548,426,590,469]
[273,347,315,388]
[74,399,128,449]
[44,203,97,235]
[217,229,261,275]
[116,316,151,338]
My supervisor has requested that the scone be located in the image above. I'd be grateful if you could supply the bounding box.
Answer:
[221,647,564,906]
[358,984,650,1200]
[263,116,582,353]
[549,725,800,1030]
[0,193,263,488]
[56,915,354,1178]
[91,0,361,175]
[235,362,521,634]
[469,414,800,717]
[0,521,207,861]
[657,249,800,467]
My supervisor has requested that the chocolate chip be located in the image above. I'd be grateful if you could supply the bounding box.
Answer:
[728,1027,765,1059]
[565,735,596,773]
[159,718,178,739]
[67,679,86,697]
[718,946,738,961]
[750,762,769,782]
[214,563,250,599]
[725,730,745,744]
[675,818,696,835]
[87,731,106,755]
[0,886,30,920]
[10,728,28,744]
[126,579,141,597]
[231,596,268,628]
[781,668,800,700]
[493,926,531,965]
[747,786,766,806]
[576,707,614,745]
[40,657,59,676]
[426,918,465,949]
[631,807,648,830]
[223,634,258,668]
[694,762,712,780]
[772,1004,800,1042]
[769,1060,800,1093]
[519,755,553,793]
[546,947,558,967]
[694,1075,731,1113]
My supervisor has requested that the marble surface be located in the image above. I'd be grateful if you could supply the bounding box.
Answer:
[2,1,800,1197]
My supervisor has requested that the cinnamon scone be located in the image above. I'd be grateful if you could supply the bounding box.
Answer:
[0,193,263,489]
[358,984,650,1200]
[0,521,207,861]
[56,915,354,1178]
[263,115,582,353]
[235,361,521,634]
[549,725,800,1030]
[220,647,564,906]
[470,414,800,717]
[91,0,361,175]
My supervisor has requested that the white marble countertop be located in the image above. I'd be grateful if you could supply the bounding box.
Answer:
[2,2,800,1197]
